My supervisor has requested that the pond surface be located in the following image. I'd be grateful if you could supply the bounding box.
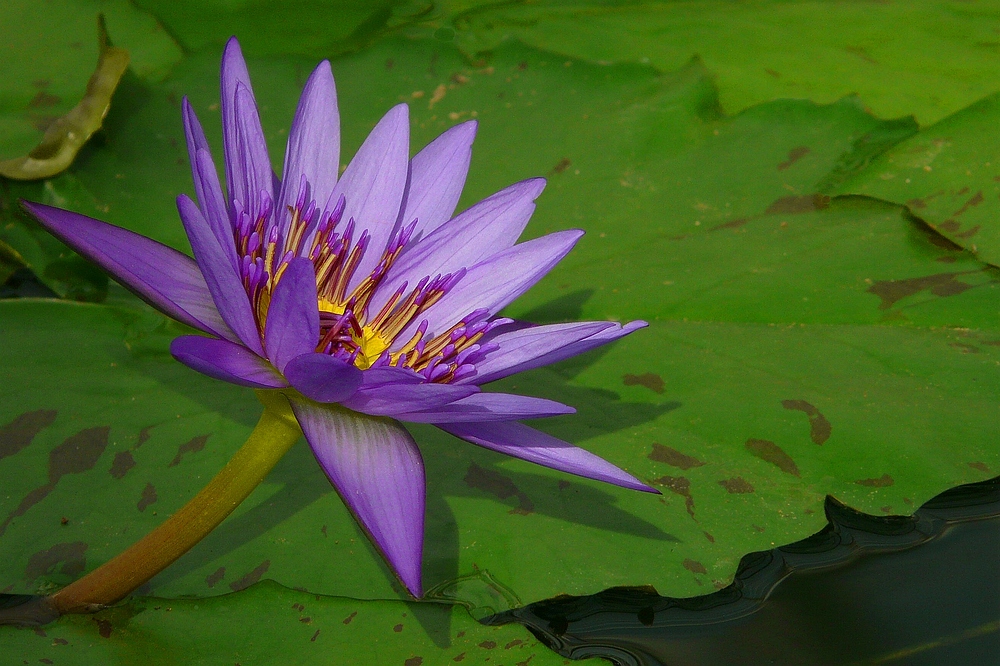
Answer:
[493,476,1000,666]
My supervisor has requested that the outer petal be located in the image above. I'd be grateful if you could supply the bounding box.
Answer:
[264,258,319,371]
[284,352,363,403]
[373,178,545,313]
[171,335,287,388]
[398,120,476,239]
[22,201,236,341]
[331,103,409,292]
[396,230,583,347]
[289,398,425,596]
[465,320,648,385]
[440,421,658,493]
[278,60,339,229]
[182,99,233,264]
[177,194,264,355]
[341,382,479,417]
[394,392,574,423]
[231,83,274,221]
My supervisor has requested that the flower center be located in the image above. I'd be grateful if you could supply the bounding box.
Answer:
[231,179,503,382]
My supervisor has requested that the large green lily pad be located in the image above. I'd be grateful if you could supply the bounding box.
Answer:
[439,0,1000,126]
[1,580,565,665]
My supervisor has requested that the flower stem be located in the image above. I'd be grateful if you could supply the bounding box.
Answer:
[45,390,300,616]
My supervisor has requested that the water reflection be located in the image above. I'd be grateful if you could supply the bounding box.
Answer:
[490,477,1000,666]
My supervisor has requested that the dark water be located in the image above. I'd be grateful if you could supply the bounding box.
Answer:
[490,477,1000,666]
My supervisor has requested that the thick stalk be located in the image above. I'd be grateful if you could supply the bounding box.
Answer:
[45,390,300,615]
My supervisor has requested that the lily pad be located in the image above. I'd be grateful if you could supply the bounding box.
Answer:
[835,92,1000,268]
[440,0,1000,125]
[0,580,564,665]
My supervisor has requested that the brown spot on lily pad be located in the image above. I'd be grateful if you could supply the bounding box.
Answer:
[93,617,112,638]
[0,409,57,461]
[703,531,715,543]
[0,426,109,537]
[205,566,225,588]
[109,451,135,479]
[709,217,750,232]
[718,476,754,493]
[867,272,974,310]
[781,400,832,445]
[623,372,664,394]
[28,91,61,108]
[549,157,571,175]
[343,611,357,624]
[968,462,992,473]
[683,559,707,575]
[464,462,533,515]
[765,194,829,215]
[229,559,270,591]
[856,474,894,487]
[745,439,800,477]
[169,434,209,467]
[505,639,524,649]
[479,641,497,649]
[648,443,704,470]
[650,475,695,518]
[137,483,157,512]
[405,658,423,666]
[777,146,810,171]
[394,623,403,632]
[25,541,87,580]
[310,629,320,642]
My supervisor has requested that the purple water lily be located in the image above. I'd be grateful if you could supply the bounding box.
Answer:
[24,38,654,597]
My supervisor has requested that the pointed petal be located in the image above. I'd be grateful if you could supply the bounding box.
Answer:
[279,60,339,222]
[341,382,478,417]
[264,258,319,371]
[331,103,409,292]
[374,178,545,313]
[170,335,287,388]
[465,320,647,385]
[220,37,256,214]
[400,120,476,239]
[394,392,574,423]
[182,99,234,261]
[284,352,363,403]
[289,399,425,596]
[22,201,236,341]
[398,230,583,346]
[230,83,274,221]
[177,194,264,355]
[441,421,658,493]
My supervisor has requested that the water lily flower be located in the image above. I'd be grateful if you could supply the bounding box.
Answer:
[24,38,654,597]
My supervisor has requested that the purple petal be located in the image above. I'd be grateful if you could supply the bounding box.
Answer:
[289,398,425,596]
[170,335,287,388]
[264,258,319,371]
[278,60,340,228]
[396,230,583,347]
[399,120,476,239]
[177,194,264,355]
[230,83,274,221]
[373,178,545,314]
[220,37,257,215]
[341,382,479,417]
[284,353,363,403]
[358,366,425,389]
[330,104,409,292]
[394,392,574,423]
[22,202,236,341]
[181,99,233,258]
[440,421,658,493]
[465,320,647,385]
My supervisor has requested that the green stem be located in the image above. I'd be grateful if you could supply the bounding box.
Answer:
[45,390,301,615]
